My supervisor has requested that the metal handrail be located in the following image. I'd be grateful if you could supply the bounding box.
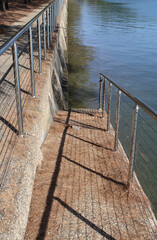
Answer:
[0,1,54,55]
[0,0,65,195]
[0,0,64,136]
[0,42,29,84]
[99,72,157,189]
[100,73,157,121]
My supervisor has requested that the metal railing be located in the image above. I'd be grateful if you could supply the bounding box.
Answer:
[0,0,64,134]
[99,73,157,217]
[0,0,64,187]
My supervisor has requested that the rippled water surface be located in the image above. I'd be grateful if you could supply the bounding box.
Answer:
[68,0,157,217]
[68,0,157,109]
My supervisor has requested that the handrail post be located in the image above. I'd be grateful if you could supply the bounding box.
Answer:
[12,42,24,136]
[114,90,121,151]
[56,0,57,18]
[49,6,52,41]
[51,4,53,37]
[46,9,50,48]
[54,1,57,28]
[102,77,106,117]
[99,74,103,109]
[127,104,139,188]
[107,82,112,131]
[57,0,59,18]
[53,2,55,33]
[37,18,42,73]
[42,12,47,60]
[29,27,35,97]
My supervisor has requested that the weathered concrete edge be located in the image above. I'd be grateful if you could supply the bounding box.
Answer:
[0,0,68,239]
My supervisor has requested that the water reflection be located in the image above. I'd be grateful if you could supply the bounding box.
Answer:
[68,0,96,108]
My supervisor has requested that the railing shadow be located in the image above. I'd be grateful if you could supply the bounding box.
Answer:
[72,108,96,116]
[0,25,22,46]
[36,109,71,240]
[53,196,117,240]
[70,118,106,131]
[63,155,125,187]
[0,116,18,135]
[55,117,106,131]
[67,132,113,151]
[4,79,31,95]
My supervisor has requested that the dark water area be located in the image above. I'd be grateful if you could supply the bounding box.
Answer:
[68,0,96,108]
[68,0,157,217]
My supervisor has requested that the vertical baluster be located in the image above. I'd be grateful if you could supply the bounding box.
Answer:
[53,2,55,32]
[29,26,35,97]
[114,90,121,151]
[57,0,59,18]
[51,4,53,37]
[12,42,24,136]
[99,74,102,109]
[55,1,57,28]
[127,104,139,187]
[107,82,112,131]
[102,78,106,117]
[46,9,50,48]
[56,0,58,19]
[42,12,47,60]
[55,0,57,22]
[49,6,52,41]
[37,18,42,73]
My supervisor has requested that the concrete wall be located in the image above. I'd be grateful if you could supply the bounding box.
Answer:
[0,1,68,239]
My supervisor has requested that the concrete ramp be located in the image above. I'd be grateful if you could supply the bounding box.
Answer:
[25,109,157,239]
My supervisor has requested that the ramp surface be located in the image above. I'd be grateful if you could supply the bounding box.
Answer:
[25,109,157,240]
